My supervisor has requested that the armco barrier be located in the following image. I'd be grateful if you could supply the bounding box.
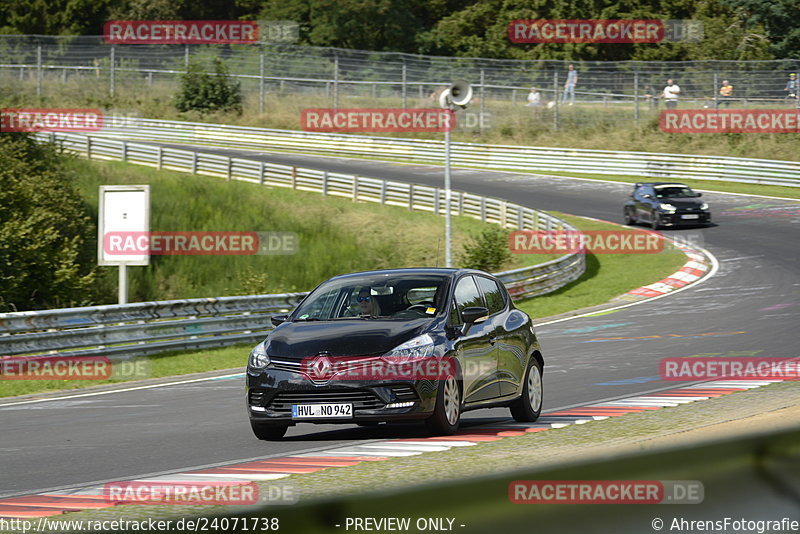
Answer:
[91,118,800,187]
[2,132,585,361]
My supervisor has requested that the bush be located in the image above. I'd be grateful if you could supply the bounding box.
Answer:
[0,134,104,311]
[174,58,242,114]
[459,225,511,272]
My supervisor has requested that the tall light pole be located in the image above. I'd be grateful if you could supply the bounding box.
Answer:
[438,80,473,267]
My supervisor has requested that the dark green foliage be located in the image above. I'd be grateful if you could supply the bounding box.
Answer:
[174,59,243,114]
[0,134,103,311]
[459,225,511,272]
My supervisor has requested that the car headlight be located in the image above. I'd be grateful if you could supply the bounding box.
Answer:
[659,203,677,212]
[701,202,709,210]
[384,334,435,361]
[249,340,270,368]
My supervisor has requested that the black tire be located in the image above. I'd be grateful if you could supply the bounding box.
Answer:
[650,210,660,230]
[425,374,461,435]
[510,358,543,422]
[624,208,635,226]
[251,421,288,441]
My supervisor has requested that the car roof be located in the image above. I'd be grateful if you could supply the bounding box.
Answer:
[327,267,491,281]
[634,182,690,188]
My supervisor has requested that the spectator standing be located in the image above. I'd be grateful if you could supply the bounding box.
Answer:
[562,64,578,105]
[785,73,797,99]
[718,80,733,107]
[663,79,680,109]
[526,87,541,107]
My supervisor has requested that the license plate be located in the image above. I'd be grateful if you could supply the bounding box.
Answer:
[681,214,699,220]
[292,403,353,419]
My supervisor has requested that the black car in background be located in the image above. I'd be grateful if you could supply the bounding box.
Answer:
[246,268,544,440]
[624,182,711,229]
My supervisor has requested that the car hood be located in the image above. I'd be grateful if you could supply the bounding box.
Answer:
[266,318,432,359]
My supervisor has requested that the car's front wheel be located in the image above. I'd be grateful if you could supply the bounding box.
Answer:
[251,421,289,441]
[624,208,635,225]
[650,210,661,230]
[425,374,461,435]
[510,358,543,422]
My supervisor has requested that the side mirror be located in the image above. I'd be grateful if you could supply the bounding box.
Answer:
[270,314,288,327]
[461,306,489,334]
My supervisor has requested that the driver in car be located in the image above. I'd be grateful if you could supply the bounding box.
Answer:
[355,286,381,316]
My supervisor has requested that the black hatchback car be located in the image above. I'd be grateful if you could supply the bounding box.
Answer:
[624,182,711,229]
[246,268,544,440]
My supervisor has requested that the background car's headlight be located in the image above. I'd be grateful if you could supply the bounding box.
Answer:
[249,340,270,368]
[659,203,677,212]
[384,334,435,361]
[701,202,709,210]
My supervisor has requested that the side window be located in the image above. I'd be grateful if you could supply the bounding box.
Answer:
[476,276,505,315]
[452,276,484,323]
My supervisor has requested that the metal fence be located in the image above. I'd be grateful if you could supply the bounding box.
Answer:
[0,132,585,361]
[94,118,800,187]
[1,35,799,130]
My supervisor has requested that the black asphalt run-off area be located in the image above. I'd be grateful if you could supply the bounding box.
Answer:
[2,145,798,497]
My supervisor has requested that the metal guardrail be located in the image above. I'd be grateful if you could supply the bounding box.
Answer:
[1,132,585,361]
[95,118,800,187]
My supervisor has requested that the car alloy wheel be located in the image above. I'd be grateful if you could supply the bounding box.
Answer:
[426,373,461,435]
[651,210,660,230]
[624,209,635,225]
[510,358,543,422]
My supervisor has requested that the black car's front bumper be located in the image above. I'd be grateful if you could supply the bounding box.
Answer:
[246,368,439,425]
[656,210,711,226]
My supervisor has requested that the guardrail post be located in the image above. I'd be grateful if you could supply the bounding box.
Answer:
[480,197,486,221]
[408,184,414,210]
[291,166,297,189]
[192,151,198,174]
[434,187,440,214]
[157,147,163,170]
[322,171,328,196]
[227,157,233,181]
[36,42,42,96]
[458,192,464,215]
[500,201,507,227]
[122,141,128,161]
[517,208,524,230]
[86,136,92,159]
[259,161,265,184]
[352,175,359,201]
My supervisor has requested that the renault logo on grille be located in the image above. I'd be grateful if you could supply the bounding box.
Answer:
[307,353,333,381]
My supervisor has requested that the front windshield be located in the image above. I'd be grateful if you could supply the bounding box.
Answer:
[292,274,449,321]
[654,185,697,199]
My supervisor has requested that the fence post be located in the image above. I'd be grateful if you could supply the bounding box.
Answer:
[157,147,163,170]
[322,170,328,196]
[122,141,128,162]
[36,42,42,96]
[227,157,233,181]
[380,181,386,204]
[333,51,340,109]
[86,137,92,159]
[480,197,486,221]
[259,161,265,184]
[192,151,198,174]
[259,45,265,114]
[402,60,407,109]
[713,71,719,109]
[553,70,559,130]
[408,184,414,210]
[184,44,189,72]
[352,175,358,201]
[634,70,639,124]
[291,166,297,189]
[110,45,116,96]
[479,68,486,131]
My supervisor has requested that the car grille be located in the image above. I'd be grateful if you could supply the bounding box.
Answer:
[268,390,385,413]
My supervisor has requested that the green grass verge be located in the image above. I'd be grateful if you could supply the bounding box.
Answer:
[71,158,556,303]
[514,212,688,320]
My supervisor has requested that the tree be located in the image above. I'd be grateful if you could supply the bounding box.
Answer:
[0,134,100,311]
[174,58,243,114]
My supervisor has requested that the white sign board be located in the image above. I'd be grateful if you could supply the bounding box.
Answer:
[98,185,150,266]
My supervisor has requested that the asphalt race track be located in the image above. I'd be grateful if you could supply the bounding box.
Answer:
[2,146,798,499]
